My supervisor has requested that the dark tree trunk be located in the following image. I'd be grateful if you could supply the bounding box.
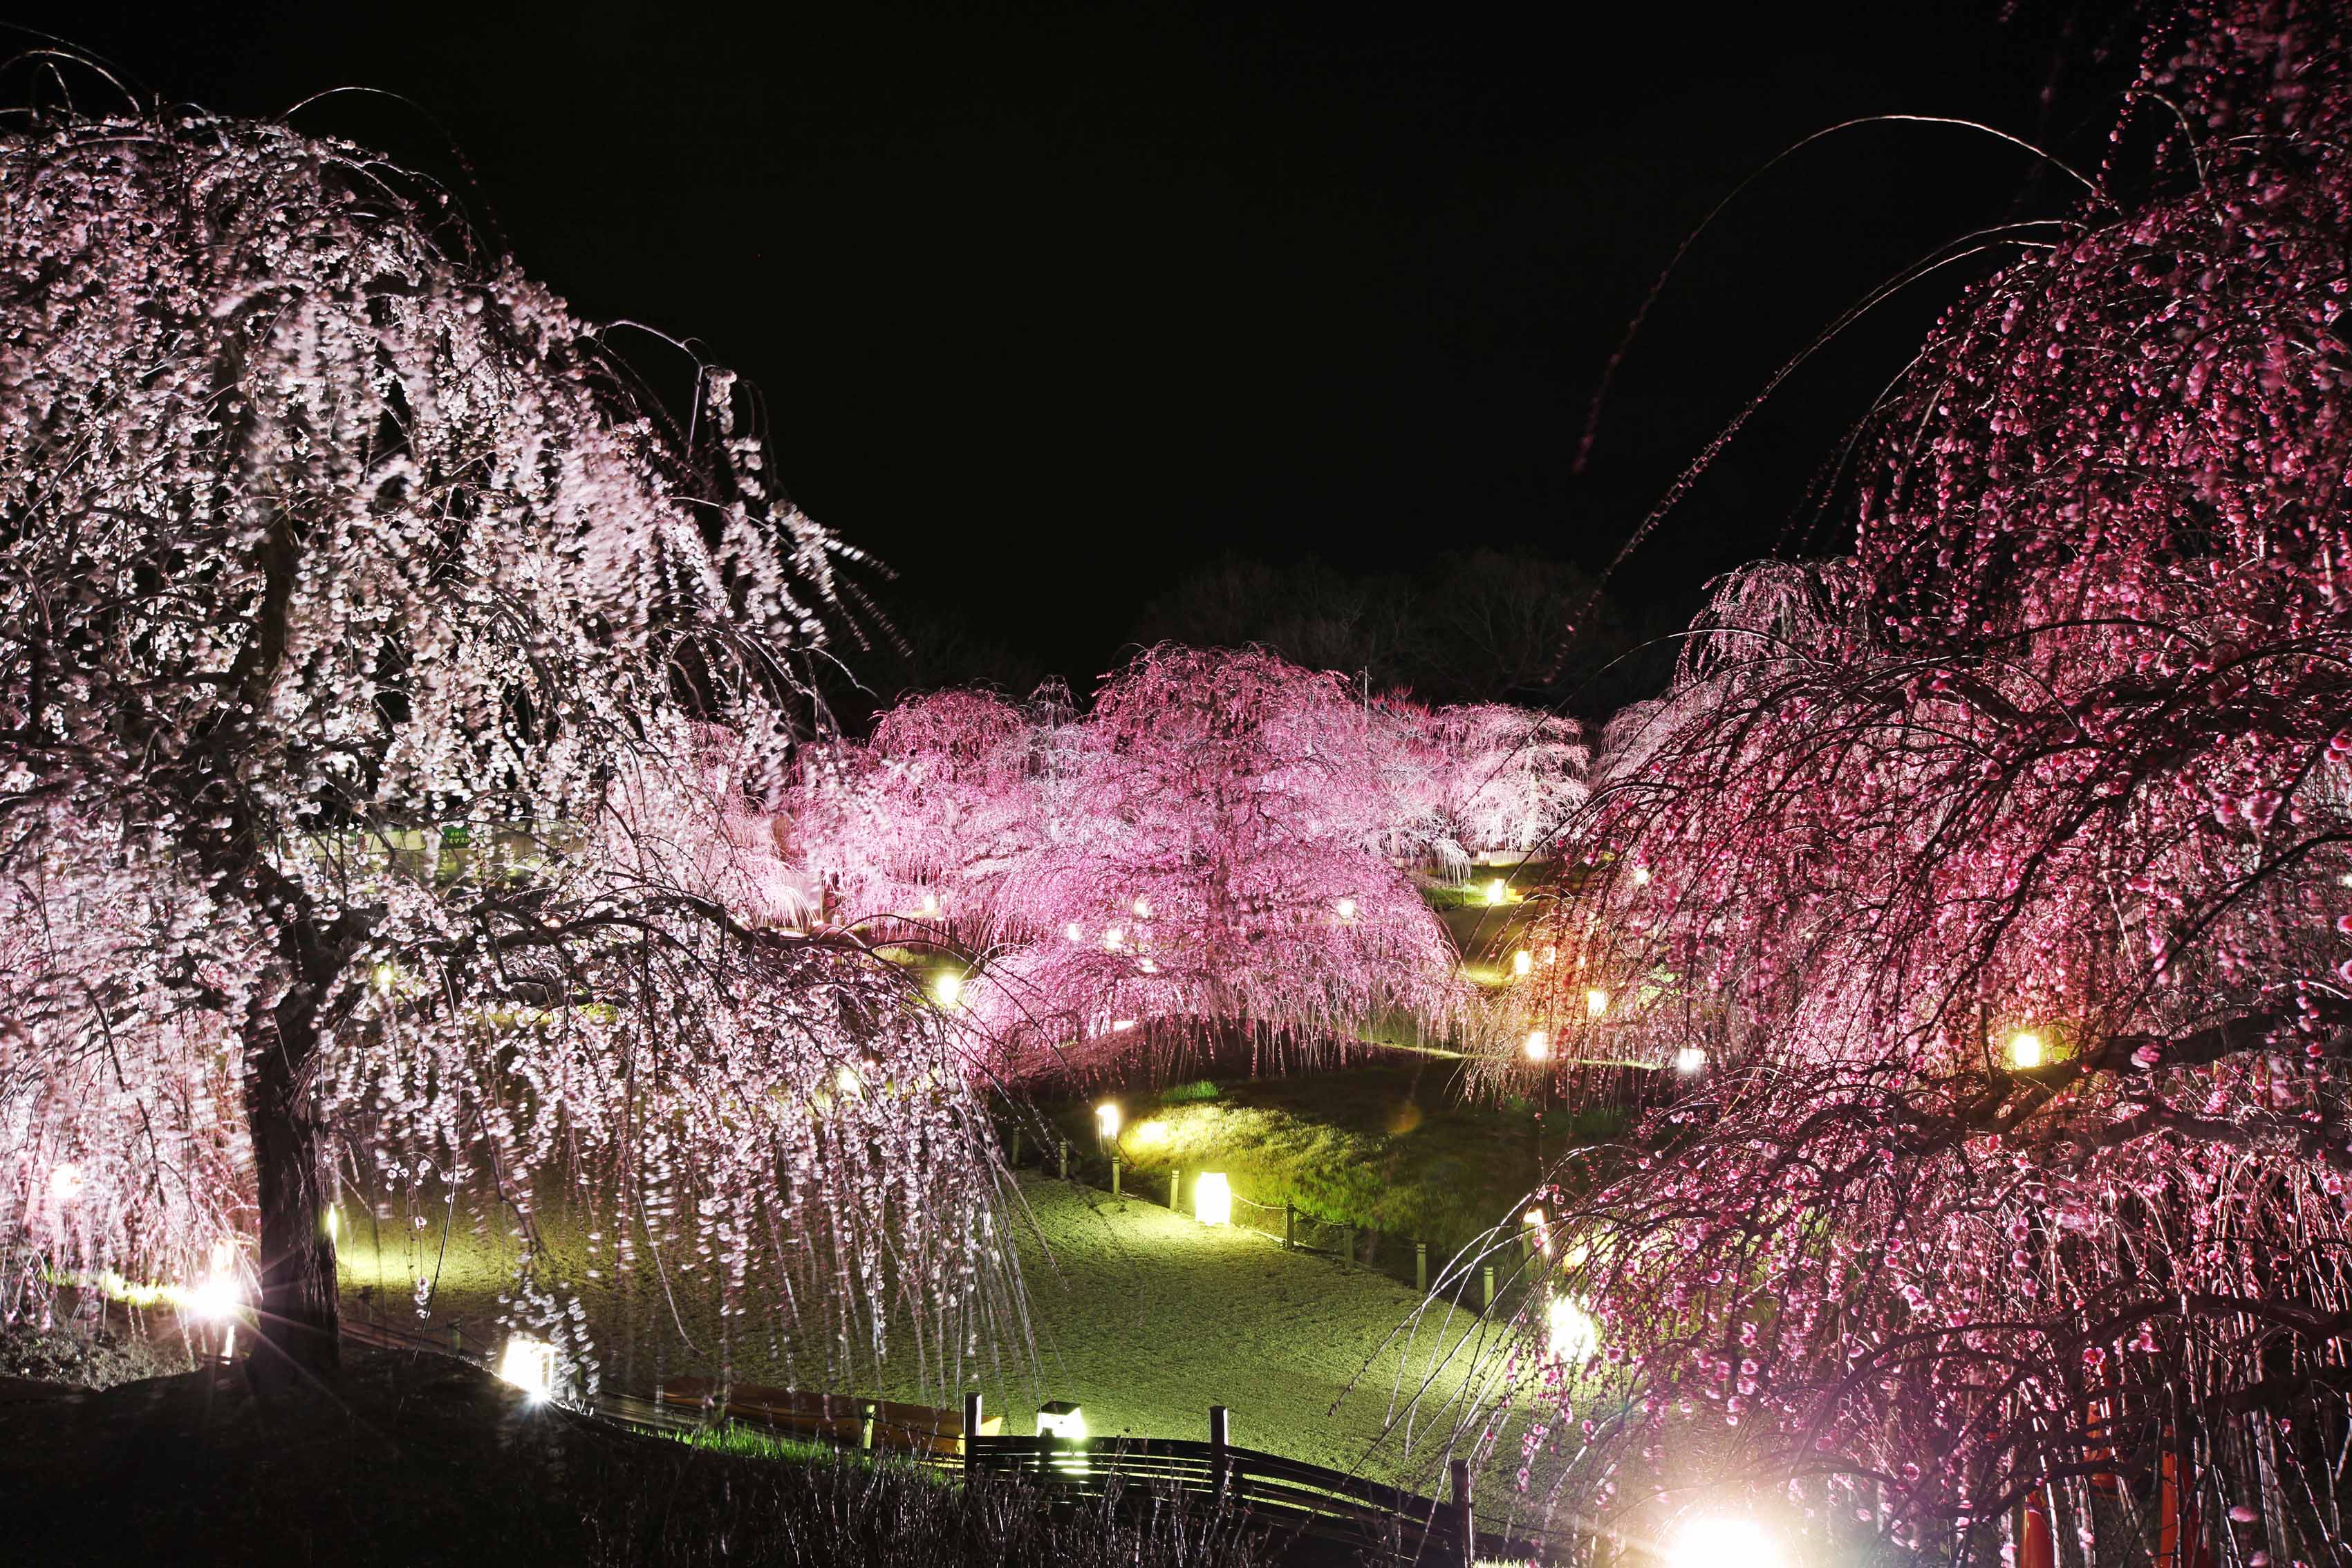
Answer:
[242,990,340,1389]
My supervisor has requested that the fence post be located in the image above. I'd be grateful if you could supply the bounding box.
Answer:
[1209,1404,1231,1499]
[1284,1201,1295,1250]
[1450,1457,1475,1568]
[1111,1152,1121,1199]
[449,1319,463,1356]
[1482,1263,1495,1309]
[964,1392,983,1480]
[1057,1138,1069,1181]
[1171,1168,1182,1211]
[1417,1241,1428,1295]
[1009,1128,1022,1168]
[861,1399,877,1451]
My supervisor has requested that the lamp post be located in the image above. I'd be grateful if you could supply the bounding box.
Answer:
[1096,1101,1121,1197]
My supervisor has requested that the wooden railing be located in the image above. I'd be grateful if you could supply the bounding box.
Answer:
[339,1318,1612,1565]
[959,1398,1549,1568]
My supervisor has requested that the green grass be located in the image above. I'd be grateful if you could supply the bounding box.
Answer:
[1053,1061,1617,1257]
[670,1419,888,1470]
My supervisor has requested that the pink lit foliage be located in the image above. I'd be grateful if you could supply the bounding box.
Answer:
[1396,702,1589,875]
[1497,6,2352,1558]
[790,648,1511,1074]
[0,116,1009,1393]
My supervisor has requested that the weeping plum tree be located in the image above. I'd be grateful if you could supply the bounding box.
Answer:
[1497,3,2352,1558]
[972,646,1462,1070]
[785,648,1574,1074]
[0,115,1007,1393]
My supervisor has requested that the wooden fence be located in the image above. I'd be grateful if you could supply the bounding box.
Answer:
[339,1317,1631,1565]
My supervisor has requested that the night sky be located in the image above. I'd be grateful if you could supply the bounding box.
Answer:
[32,3,2113,684]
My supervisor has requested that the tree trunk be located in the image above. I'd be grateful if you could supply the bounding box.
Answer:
[243,994,340,1389]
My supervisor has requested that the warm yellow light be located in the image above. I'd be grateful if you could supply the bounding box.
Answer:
[1524,1029,1551,1061]
[498,1335,557,1403]
[919,890,940,917]
[1512,949,1533,977]
[1546,1294,1598,1363]
[1523,1207,1553,1256]
[931,971,964,1008]
[1103,926,1125,951]
[2007,1030,2045,1070]
[1096,1101,1121,1140]
[1668,1517,1781,1568]
[1193,1172,1232,1226]
[1037,1401,1088,1440]
[1334,896,1358,922]
[1632,866,1652,886]
[1132,895,1152,918]
[1131,1119,1170,1147]
[1585,988,1609,1018]
[1066,922,1085,944]
[1139,956,1159,973]
[324,1206,339,1242]
[1674,1046,1707,1075]
[1109,1018,1137,1033]
[836,1063,864,1096]
[48,1162,84,1201]
[1486,879,1509,906]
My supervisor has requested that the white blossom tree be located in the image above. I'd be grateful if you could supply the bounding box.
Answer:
[0,115,1006,1392]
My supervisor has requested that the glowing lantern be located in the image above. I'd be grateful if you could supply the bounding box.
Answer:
[931,971,964,1008]
[1632,866,1652,886]
[1066,922,1085,944]
[498,1334,557,1403]
[919,890,940,917]
[1512,949,1533,977]
[184,1242,243,1324]
[1095,1101,1121,1141]
[2008,1030,2045,1069]
[1193,1172,1232,1226]
[1486,879,1509,906]
[1524,1029,1550,1061]
[1103,926,1124,951]
[1334,897,1357,922]
[1132,896,1152,918]
[48,1162,84,1201]
[835,1063,864,1096]
[1037,1400,1087,1440]
[1585,988,1609,1018]
[1522,1206,1552,1256]
[1668,1517,1782,1568]
[1545,1293,1598,1363]
[1139,956,1160,973]
[1109,1018,1137,1034]
[1674,1047,1707,1075]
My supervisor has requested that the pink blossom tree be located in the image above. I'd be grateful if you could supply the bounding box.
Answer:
[0,115,1006,1391]
[1500,6,2352,1560]
[789,649,1477,1074]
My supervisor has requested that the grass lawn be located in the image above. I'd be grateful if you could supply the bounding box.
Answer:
[1033,1060,1625,1264]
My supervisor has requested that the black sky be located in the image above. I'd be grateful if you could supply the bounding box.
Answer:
[30,2,2113,682]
